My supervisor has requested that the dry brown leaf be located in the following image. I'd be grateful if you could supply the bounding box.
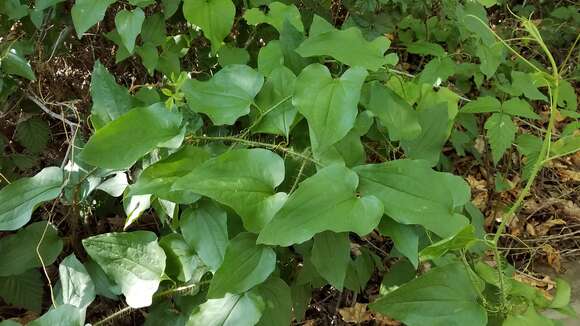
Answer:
[536,218,566,236]
[542,244,562,273]
[468,175,489,210]
[560,200,580,220]
[522,199,543,213]
[17,311,39,325]
[467,175,487,190]
[526,222,537,236]
[338,303,371,323]
[508,215,523,237]
[372,312,402,326]
[350,243,362,256]
[513,272,554,300]
[474,136,485,154]
[554,109,567,122]
[302,320,317,326]
[472,191,488,211]
[558,169,580,182]
[571,152,580,167]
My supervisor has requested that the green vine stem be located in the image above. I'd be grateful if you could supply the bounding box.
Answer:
[92,282,208,326]
[490,44,560,245]
[186,135,322,166]
[470,14,563,315]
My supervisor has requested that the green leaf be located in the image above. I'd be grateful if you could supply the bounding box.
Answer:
[90,61,136,129]
[208,233,276,298]
[33,10,48,28]
[355,160,470,238]
[56,254,96,310]
[310,231,351,289]
[558,80,577,111]
[511,71,548,102]
[516,134,542,179]
[296,21,390,71]
[14,117,49,153]
[173,149,286,233]
[159,233,206,283]
[550,278,571,309]
[84,259,120,300]
[244,2,303,33]
[123,194,151,229]
[504,306,554,326]
[217,45,250,66]
[314,110,373,167]
[474,260,507,290]
[1,49,36,80]
[370,263,487,326]
[137,44,159,75]
[401,103,450,166]
[81,103,183,170]
[182,0,235,53]
[82,231,166,308]
[252,66,297,137]
[459,6,495,46]
[258,164,383,246]
[406,40,447,57]
[183,65,264,125]
[0,167,63,231]
[291,284,311,322]
[158,48,181,77]
[502,98,540,119]
[380,259,416,295]
[361,81,421,141]
[162,0,181,18]
[141,13,166,46]
[129,0,155,7]
[279,20,310,74]
[28,304,83,326]
[418,57,455,86]
[378,218,419,268]
[104,29,133,63]
[344,248,377,293]
[255,277,292,326]
[114,8,145,53]
[145,301,189,326]
[257,41,284,76]
[187,291,264,326]
[1,0,29,20]
[130,146,210,203]
[0,221,63,276]
[461,96,501,114]
[551,132,580,157]
[293,64,367,151]
[0,269,43,312]
[71,0,116,38]
[485,113,517,164]
[419,225,477,261]
[476,42,504,79]
[180,201,228,271]
[477,0,497,7]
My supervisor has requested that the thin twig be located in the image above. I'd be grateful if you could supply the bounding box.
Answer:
[25,93,79,127]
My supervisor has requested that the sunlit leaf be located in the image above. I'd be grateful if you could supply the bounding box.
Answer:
[83,231,166,308]
[258,164,383,246]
